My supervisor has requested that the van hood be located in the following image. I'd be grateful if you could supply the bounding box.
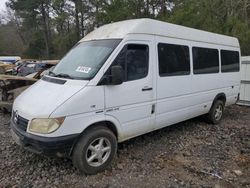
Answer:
[13,77,88,119]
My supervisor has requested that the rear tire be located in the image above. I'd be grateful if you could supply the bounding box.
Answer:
[72,126,117,175]
[207,100,224,124]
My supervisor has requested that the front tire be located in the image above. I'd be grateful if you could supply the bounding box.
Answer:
[72,126,117,175]
[207,100,224,124]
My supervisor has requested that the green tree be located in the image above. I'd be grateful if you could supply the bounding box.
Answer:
[1,0,250,57]
[7,0,54,58]
[166,0,250,55]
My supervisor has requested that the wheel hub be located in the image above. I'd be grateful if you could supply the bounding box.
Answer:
[215,104,223,121]
[86,137,111,167]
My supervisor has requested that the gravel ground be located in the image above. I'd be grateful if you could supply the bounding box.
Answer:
[0,105,249,188]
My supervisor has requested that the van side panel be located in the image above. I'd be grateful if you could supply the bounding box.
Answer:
[154,36,240,130]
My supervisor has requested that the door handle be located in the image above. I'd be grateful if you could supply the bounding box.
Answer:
[142,87,153,91]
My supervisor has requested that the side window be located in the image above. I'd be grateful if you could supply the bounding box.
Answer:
[112,44,149,82]
[221,50,240,72]
[158,43,190,76]
[193,47,219,74]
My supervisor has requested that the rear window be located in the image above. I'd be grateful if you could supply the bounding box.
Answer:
[193,47,219,74]
[221,50,240,72]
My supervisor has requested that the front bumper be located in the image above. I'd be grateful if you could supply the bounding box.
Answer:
[10,119,79,157]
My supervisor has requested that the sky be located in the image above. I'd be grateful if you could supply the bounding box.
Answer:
[0,0,8,13]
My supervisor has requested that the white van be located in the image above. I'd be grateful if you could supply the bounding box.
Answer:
[11,19,241,174]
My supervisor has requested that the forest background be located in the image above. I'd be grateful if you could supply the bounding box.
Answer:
[0,0,249,59]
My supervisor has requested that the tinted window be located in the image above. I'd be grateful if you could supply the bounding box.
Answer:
[193,47,219,74]
[158,43,190,76]
[112,44,149,81]
[221,50,240,72]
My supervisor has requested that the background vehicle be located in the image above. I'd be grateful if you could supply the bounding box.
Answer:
[10,19,240,175]
[0,60,58,112]
[17,61,43,76]
[12,59,37,75]
[0,56,21,63]
[16,60,58,76]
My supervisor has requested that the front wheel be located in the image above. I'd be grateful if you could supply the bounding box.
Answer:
[207,100,224,124]
[72,126,117,175]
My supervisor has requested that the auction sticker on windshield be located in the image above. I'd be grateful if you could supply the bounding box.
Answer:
[76,66,91,73]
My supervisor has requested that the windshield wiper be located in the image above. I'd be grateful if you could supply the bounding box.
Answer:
[55,73,74,79]
[48,71,74,79]
[48,71,56,76]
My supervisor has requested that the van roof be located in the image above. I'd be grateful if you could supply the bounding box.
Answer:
[80,18,239,48]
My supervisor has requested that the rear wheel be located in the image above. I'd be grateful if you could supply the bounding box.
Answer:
[72,126,117,175]
[207,100,224,124]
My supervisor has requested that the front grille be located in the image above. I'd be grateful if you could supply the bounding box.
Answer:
[13,112,29,132]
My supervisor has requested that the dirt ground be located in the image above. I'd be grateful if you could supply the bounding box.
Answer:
[0,105,249,188]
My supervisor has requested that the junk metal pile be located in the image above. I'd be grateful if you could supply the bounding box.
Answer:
[0,105,249,187]
[0,59,58,112]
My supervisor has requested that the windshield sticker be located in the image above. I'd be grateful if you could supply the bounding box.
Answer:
[76,66,91,73]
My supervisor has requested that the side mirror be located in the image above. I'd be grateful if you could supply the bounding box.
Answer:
[111,65,124,85]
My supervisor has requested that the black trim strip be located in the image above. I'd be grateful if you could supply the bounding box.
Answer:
[241,80,250,84]
[142,88,153,91]
[42,76,67,85]
[96,110,104,114]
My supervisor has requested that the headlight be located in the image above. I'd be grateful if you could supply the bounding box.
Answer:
[29,117,65,134]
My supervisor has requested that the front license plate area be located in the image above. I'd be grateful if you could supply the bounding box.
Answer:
[11,130,23,146]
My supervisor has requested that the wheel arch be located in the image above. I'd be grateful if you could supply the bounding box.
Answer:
[83,120,119,138]
[212,93,226,107]
[69,118,122,156]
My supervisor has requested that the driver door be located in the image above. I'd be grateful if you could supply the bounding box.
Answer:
[104,40,155,140]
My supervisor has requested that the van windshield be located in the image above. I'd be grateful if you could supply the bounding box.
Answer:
[50,39,121,80]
